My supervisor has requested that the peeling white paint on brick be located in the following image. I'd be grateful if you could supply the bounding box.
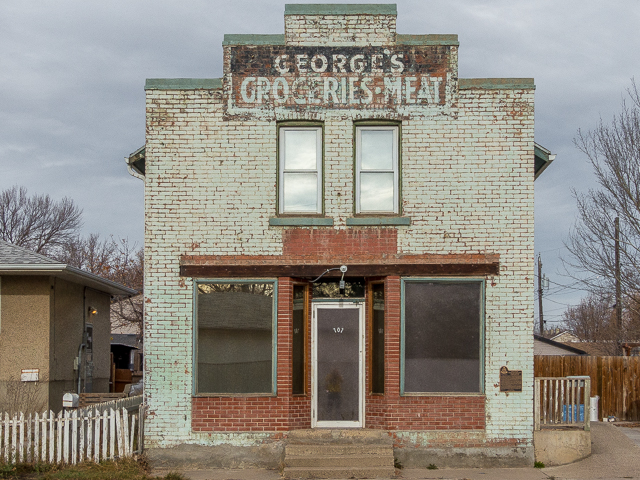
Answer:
[143,6,536,454]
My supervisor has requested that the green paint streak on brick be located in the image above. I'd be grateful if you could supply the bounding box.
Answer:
[459,78,535,90]
[397,34,459,46]
[145,78,223,90]
[223,34,285,46]
[346,217,411,226]
[285,4,397,15]
[269,217,334,226]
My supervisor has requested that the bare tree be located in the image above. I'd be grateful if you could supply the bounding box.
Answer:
[564,80,640,337]
[562,294,620,354]
[0,186,83,255]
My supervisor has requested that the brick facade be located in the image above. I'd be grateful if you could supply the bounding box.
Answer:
[141,3,538,465]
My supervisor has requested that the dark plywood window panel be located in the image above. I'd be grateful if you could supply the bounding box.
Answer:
[196,282,275,395]
[403,281,482,394]
[292,284,306,395]
[371,282,385,394]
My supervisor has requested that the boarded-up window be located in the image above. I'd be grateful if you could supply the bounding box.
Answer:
[371,283,385,394]
[196,282,274,394]
[292,284,306,395]
[403,281,482,393]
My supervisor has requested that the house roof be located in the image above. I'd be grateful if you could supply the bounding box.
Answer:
[550,331,581,343]
[534,334,587,355]
[0,240,137,296]
[110,333,141,349]
[128,142,555,180]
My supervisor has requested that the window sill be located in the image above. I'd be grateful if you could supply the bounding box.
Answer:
[346,217,411,226]
[401,392,485,397]
[193,393,277,398]
[269,217,334,226]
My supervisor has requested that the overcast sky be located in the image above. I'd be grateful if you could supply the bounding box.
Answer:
[1,0,638,327]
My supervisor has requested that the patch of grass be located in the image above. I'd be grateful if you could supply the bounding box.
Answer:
[534,461,545,469]
[0,458,186,480]
[427,463,438,470]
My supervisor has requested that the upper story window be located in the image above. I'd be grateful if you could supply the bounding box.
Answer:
[355,126,399,214]
[279,127,322,214]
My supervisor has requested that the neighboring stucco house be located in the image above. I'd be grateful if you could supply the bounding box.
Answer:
[0,240,136,412]
[129,4,555,468]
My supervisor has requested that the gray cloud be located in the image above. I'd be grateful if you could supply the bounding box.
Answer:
[1,0,639,324]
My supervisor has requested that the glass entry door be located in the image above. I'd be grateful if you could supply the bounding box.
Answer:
[312,302,364,428]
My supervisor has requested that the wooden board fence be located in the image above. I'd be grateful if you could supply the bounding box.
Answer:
[535,355,640,421]
[0,405,144,465]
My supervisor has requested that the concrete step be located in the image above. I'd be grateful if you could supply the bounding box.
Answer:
[286,443,392,456]
[283,466,396,479]
[287,428,393,445]
[286,453,394,468]
[284,430,396,478]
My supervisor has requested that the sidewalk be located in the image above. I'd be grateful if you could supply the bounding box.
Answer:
[152,423,640,480]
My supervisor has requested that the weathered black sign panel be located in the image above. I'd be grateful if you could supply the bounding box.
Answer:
[500,366,523,392]
[223,44,455,114]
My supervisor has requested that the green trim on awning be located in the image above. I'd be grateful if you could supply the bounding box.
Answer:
[459,78,535,90]
[144,78,223,90]
[397,34,459,46]
[223,34,285,46]
[534,143,555,179]
[285,4,397,15]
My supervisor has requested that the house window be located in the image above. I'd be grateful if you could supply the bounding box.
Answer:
[279,127,322,214]
[355,126,399,214]
[402,280,483,394]
[196,281,276,394]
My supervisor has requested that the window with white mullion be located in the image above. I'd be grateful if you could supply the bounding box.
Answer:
[356,126,399,214]
[279,127,322,214]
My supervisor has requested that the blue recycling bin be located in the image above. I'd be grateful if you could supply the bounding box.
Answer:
[562,404,585,422]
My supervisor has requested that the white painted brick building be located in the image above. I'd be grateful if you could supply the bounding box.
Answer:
[128,3,554,468]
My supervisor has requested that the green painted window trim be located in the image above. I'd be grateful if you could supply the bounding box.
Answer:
[192,278,278,397]
[277,122,325,216]
[353,121,402,216]
[346,217,410,226]
[400,277,486,396]
[284,4,397,15]
[269,217,334,226]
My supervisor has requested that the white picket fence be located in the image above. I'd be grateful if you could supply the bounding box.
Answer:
[0,399,145,464]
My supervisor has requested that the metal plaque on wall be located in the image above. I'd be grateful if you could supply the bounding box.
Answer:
[500,366,522,392]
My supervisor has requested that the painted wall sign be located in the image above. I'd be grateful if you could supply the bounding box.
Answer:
[223,45,455,115]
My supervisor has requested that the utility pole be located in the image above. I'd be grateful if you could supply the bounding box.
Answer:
[538,254,544,335]
[615,217,622,329]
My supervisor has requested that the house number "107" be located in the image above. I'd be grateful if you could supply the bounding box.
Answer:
[333,327,344,333]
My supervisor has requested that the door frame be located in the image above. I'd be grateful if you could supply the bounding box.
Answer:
[311,300,365,428]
